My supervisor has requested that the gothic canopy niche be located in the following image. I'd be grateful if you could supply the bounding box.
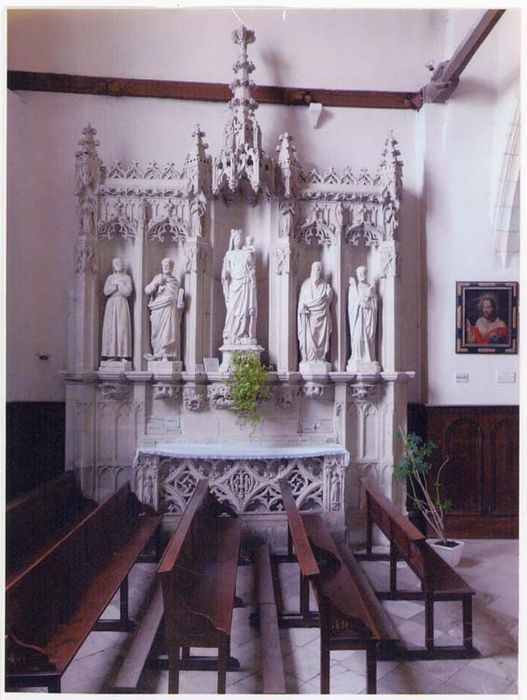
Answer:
[64,25,410,540]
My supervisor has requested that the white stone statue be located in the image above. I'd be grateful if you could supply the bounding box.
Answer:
[221,229,257,345]
[347,265,379,373]
[297,261,333,369]
[101,257,133,360]
[144,258,185,360]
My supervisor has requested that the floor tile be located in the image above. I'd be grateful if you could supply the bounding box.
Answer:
[282,646,322,683]
[399,657,470,682]
[322,662,368,694]
[381,598,425,619]
[377,664,445,694]
[447,663,513,693]
[331,649,400,680]
[34,539,518,695]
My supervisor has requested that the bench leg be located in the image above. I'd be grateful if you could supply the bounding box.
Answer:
[366,509,373,556]
[320,638,330,694]
[168,645,180,694]
[300,574,311,620]
[287,525,293,558]
[366,641,377,694]
[217,638,228,694]
[389,543,397,593]
[154,526,163,561]
[425,593,434,651]
[462,596,473,650]
[48,677,61,693]
[319,601,330,694]
[120,576,129,628]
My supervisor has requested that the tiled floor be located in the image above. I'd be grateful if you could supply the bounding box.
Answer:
[48,540,518,694]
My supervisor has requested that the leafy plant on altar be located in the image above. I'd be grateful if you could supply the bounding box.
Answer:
[228,351,270,425]
[393,429,453,545]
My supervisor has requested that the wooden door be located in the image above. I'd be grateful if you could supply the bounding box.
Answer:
[424,406,518,538]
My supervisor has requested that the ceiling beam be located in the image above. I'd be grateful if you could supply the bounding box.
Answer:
[7,70,423,111]
[421,9,506,104]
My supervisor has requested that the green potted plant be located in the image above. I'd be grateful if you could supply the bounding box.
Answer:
[394,429,464,567]
[227,351,269,426]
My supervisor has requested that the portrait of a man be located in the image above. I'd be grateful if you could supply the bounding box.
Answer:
[457,282,518,353]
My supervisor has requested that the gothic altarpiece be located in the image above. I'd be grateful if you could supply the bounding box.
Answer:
[64,27,412,544]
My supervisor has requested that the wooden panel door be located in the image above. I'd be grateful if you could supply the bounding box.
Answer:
[425,406,518,538]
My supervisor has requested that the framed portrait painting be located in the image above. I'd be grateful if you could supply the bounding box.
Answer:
[456,282,518,354]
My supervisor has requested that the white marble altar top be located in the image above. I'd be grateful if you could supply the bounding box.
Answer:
[136,442,350,466]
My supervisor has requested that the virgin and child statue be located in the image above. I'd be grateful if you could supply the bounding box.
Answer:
[221,229,258,345]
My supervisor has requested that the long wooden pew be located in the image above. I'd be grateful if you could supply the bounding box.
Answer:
[5,482,161,692]
[358,477,477,659]
[6,471,96,589]
[279,479,398,694]
[157,480,242,694]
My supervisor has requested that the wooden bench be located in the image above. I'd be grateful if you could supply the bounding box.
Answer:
[7,471,97,589]
[252,542,286,694]
[279,479,398,694]
[358,477,477,659]
[5,482,161,692]
[157,479,242,694]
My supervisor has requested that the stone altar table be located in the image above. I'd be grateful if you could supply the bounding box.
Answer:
[133,441,350,541]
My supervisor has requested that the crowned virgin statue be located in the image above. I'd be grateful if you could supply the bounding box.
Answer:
[221,229,258,345]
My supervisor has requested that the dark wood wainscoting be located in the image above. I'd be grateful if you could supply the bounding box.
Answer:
[6,402,66,501]
[408,405,518,539]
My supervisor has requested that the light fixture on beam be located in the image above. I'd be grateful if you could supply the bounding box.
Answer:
[308,101,323,128]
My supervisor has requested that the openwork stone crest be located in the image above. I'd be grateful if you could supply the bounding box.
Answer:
[301,206,336,245]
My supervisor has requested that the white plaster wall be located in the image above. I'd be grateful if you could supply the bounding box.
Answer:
[423,9,520,406]
[6,8,520,406]
[8,8,437,91]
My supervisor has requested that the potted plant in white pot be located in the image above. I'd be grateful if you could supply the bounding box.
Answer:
[394,429,464,567]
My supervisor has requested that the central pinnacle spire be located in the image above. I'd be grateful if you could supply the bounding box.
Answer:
[225,25,260,152]
[213,26,274,200]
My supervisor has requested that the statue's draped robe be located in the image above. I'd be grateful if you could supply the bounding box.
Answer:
[348,279,377,368]
[147,274,182,359]
[222,248,257,343]
[101,272,133,358]
[297,278,332,362]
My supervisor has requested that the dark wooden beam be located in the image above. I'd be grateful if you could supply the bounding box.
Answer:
[7,70,422,111]
[422,9,506,103]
